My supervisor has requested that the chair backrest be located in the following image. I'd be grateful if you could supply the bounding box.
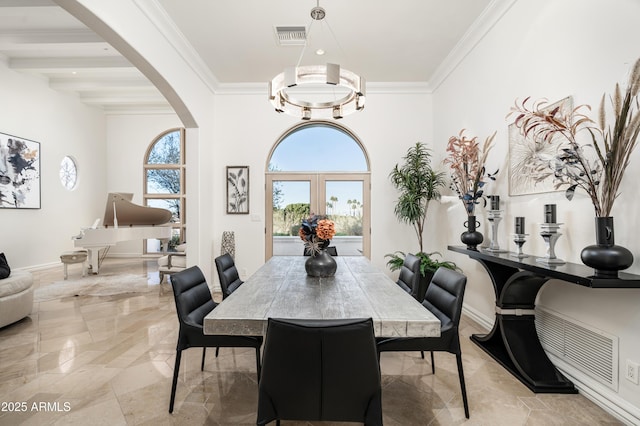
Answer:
[303,246,338,256]
[397,253,421,298]
[170,266,217,331]
[214,253,243,299]
[257,317,382,425]
[422,267,467,333]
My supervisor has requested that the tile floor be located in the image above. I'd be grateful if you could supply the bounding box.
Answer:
[0,258,623,425]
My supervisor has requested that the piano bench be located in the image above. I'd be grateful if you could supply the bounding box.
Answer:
[60,250,88,280]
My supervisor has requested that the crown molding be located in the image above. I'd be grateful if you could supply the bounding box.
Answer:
[214,81,431,96]
[428,0,518,92]
[133,0,220,92]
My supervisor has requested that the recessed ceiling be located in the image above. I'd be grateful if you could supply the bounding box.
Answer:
[0,0,492,113]
[157,0,492,83]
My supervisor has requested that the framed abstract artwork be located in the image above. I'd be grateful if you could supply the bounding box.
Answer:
[0,132,41,209]
[508,96,573,196]
[226,166,249,214]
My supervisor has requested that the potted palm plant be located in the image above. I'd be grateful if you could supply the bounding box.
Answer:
[386,142,459,298]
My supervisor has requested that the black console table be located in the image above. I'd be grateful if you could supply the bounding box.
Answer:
[448,245,640,393]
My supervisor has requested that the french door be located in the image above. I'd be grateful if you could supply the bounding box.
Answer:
[265,172,370,259]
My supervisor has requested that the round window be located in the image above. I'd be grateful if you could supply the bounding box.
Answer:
[59,156,78,190]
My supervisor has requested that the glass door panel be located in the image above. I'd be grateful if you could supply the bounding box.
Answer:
[324,180,363,255]
[266,173,368,259]
[271,180,312,256]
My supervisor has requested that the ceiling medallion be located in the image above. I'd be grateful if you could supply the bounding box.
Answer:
[268,3,366,120]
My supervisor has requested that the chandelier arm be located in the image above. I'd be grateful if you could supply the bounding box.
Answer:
[321,17,347,61]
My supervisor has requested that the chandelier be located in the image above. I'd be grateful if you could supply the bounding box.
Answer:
[268,3,366,120]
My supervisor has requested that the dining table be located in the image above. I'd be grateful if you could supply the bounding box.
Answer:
[203,255,440,338]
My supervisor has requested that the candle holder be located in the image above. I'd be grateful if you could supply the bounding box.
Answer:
[536,223,565,265]
[486,210,508,253]
[510,233,529,258]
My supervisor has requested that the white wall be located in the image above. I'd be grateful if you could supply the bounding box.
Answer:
[211,88,433,278]
[0,60,106,270]
[431,0,640,419]
[102,87,432,286]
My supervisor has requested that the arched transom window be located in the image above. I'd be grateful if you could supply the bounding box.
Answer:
[143,128,186,253]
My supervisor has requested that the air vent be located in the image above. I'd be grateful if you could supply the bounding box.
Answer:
[275,26,307,46]
[535,307,618,390]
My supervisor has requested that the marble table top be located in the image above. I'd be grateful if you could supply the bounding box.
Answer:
[204,256,440,338]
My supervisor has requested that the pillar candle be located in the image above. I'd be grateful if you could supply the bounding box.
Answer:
[544,204,556,223]
[490,195,500,210]
[515,217,525,234]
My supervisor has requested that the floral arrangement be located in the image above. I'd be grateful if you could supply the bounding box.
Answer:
[444,129,498,215]
[299,214,336,254]
[508,58,640,217]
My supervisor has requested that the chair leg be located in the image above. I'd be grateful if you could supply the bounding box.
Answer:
[169,349,182,413]
[255,346,262,381]
[456,352,470,419]
[201,348,207,371]
[215,347,220,357]
[430,351,435,374]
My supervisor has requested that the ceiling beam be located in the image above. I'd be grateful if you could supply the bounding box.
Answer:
[9,56,133,71]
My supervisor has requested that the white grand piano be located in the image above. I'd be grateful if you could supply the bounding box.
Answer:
[73,193,173,273]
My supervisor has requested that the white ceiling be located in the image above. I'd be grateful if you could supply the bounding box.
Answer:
[0,0,493,114]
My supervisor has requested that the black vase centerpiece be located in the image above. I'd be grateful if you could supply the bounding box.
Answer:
[581,217,633,278]
[305,247,337,277]
[461,215,483,250]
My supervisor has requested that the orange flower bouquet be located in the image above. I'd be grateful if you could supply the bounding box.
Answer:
[299,214,336,254]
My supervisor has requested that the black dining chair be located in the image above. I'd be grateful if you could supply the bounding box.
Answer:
[168,266,262,413]
[214,253,244,299]
[377,267,470,419]
[385,253,425,356]
[303,246,338,256]
[257,317,383,426]
[396,253,421,299]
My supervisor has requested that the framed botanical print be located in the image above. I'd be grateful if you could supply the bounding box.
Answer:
[0,132,41,209]
[226,166,249,214]
[508,96,573,196]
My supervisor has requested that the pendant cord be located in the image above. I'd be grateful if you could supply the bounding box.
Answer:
[295,17,315,68]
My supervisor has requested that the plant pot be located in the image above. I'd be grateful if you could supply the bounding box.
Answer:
[414,270,435,303]
[305,249,337,277]
[461,215,483,250]
[580,217,633,278]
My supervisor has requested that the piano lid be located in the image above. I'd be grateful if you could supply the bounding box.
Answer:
[103,192,173,227]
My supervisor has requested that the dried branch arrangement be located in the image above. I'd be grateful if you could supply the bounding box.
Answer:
[508,58,640,217]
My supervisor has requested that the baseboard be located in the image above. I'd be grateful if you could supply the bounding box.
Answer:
[103,253,156,258]
[462,303,493,331]
[18,261,60,272]
[547,353,640,426]
[18,254,159,273]
[461,303,640,426]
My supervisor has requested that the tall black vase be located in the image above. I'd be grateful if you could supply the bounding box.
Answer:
[461,215,483,250]
[580,217,633,278]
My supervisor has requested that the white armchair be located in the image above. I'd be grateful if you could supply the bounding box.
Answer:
[158,243,187,283]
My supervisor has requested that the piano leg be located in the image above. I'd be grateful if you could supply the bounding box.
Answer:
[87,248,101,274]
